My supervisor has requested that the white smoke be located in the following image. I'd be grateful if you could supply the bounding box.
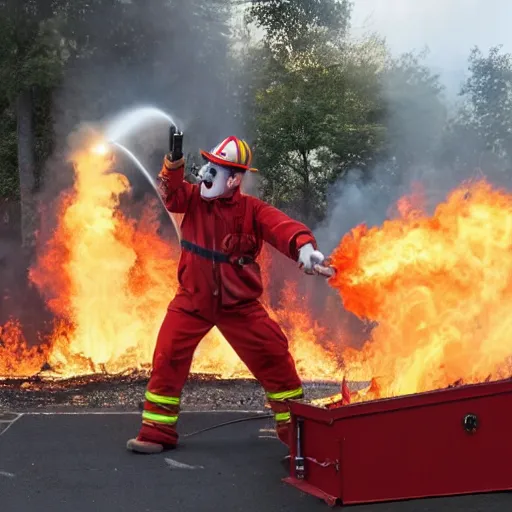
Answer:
[351,0,512,97]
[314,0,512,255]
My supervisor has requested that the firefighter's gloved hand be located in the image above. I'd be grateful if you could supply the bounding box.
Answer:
[159,153,185,179]
[298,243,325,273]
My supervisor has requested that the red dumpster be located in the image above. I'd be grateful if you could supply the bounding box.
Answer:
[284,378,512,507]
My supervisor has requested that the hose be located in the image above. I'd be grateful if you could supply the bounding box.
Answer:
[183,413,274,439]
[137,399,274,438]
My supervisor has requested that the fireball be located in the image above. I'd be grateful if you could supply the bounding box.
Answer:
[329,180,512,399]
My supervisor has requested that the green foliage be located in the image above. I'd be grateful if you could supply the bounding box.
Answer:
[250,0,352,55]
[461,46,512,156]
[440,45,512,175]
[252,47,385,221]
[1,0,512,225]
[0,7,67,101]
[247,4,385,222]
[245,0,450,222]
[0,1,71,199]
[0,0,237,200]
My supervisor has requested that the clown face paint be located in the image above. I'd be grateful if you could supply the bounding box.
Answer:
[198,163,240,199]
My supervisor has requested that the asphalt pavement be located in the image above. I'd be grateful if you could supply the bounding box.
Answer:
[0,411,511,512]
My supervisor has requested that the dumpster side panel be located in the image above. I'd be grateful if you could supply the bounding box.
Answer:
[341,391,512,504]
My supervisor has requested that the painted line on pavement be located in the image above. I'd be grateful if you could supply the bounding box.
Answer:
[0,414,23,437]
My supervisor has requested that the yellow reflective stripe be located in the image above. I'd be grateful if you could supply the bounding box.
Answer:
[145,391,180,406]
[238,139,247,165]
[142,411,178,425]
[275,412,291,423]
[267,387,303,401]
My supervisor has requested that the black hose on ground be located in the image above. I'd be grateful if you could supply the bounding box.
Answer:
[137,401,274,438]
[183,413,274,438]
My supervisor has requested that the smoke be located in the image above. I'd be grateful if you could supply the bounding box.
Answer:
[46,0,244,188]
[314,168,395,254]
[315,0,512,255]
[350,0,512,98]
[30,0,247,254]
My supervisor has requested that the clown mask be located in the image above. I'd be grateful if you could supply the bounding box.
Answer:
[198,162,242,199]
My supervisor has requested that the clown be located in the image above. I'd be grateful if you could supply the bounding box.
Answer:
[127,136,326,454]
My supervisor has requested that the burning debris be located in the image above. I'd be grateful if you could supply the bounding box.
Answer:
[0,370,343,412]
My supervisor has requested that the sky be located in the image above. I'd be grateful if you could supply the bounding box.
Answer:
[350,0,512,97]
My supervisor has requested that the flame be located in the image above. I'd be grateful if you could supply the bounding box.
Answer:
[90,142,110,156]
[1,142,343,381]
[330,179,512,400]
[0,320,49,377]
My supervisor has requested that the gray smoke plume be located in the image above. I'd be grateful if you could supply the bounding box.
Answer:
[45,0,245,192]
[315,0,512,255]
[350,0,512,99]
[32,0,249,254]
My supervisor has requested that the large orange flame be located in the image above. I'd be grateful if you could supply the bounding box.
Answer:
[330,179,512,400]
[1,143,343,380]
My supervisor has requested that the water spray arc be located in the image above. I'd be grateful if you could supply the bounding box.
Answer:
[110,141,182,241]
[92,106,185,242]
[104,106,179,143]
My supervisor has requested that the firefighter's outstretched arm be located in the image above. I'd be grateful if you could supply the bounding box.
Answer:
[254,200,325,272]
[158,154,194,213]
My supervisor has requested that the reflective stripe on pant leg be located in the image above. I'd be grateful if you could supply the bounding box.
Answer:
[145,390,180,406]
[275,411,291,423]
[267,387,304,425]
[143,390,181,425]
[142,411,178,425]
[266,387,304,402]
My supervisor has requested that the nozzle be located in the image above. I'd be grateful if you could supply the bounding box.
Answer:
[314,263,336,278]
[169,125,184,161]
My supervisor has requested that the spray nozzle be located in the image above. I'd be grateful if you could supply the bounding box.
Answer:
[169,125,184,162]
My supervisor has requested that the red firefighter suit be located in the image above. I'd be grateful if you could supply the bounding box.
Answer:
[128,137,322,454]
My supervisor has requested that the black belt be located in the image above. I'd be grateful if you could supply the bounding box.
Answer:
[180,240,253,266]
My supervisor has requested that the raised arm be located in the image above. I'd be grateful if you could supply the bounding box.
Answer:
[157,155,195,213]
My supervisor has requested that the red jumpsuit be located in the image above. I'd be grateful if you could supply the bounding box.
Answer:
[136,157,318,447]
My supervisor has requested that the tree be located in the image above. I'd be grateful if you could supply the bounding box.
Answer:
[246,1,385,224]
[0,0,243,245]
[442,46,512,177]
[0,0,69,247]
[249,0,351,57]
